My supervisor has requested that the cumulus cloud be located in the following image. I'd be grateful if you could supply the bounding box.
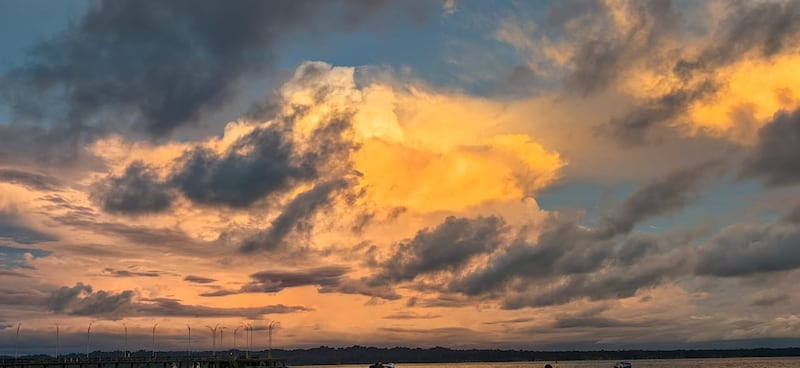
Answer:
[92,161,174,214]
[170,125,318,208]
[740,108,800,186]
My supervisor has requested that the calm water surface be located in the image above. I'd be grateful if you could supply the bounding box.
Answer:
[299,358,800,368]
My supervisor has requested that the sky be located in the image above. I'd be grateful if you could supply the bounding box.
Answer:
[2,0,800,355]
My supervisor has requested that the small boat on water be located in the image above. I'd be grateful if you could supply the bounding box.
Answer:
[613,362,632,368]
[369,362,395,368]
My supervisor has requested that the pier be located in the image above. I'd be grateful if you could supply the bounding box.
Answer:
[0,356,287,368]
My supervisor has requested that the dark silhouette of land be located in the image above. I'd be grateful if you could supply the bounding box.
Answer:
[4,346,800,365]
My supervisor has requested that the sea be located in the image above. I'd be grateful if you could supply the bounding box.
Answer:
[298,359,800,368]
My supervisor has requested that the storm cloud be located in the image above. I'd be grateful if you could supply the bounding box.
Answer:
[370,216,507,286]
[240,178,350,252]
[740,108,800,187]
[0,0,440,138]
[695,222,800,277]
[92,161,174,214]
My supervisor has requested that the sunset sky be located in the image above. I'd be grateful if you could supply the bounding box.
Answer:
[2,0,800,355]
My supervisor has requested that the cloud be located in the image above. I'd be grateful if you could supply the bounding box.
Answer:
[0,245,51,270]
[0,210,56,244]
[45,283,309,319]
[597,159,724,237]
[92,161,174,214]
[101,268,160,278]
[0,0,442,139]
[51,213,196,247]
[446,160,722,306]
[370,216,507,285]
[740,108,800,187]
[601,81,718,146]
[240,178,350,252]
[171,125,317,208]
[203,266,350,296]
[695,222,800,277]
[383,312,441,320]
[0,168,62,191]
[184,275,216,284]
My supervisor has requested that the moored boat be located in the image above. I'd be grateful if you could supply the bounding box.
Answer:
[613,362,632,368]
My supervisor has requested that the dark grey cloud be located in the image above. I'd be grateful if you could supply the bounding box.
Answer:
[784,206,800,223]
[171,125,314,208]
[0,168,62,191]
[383,312,441,320]
[200,265,399,300]
[0,288,47,306]
[0,270,29,278]
[317,277,402,300]
[45,282,308,319]
[600,81,717,146]
[48,282,93,312]
[740,108,800,187]
[135,297,309,318]
[51,213,196,247]
[553,316,637,329]
[203,266,350,296]
[0,0,441,139]
[695,222,800,277]
[481,317,535,325]
[751,294,790,308]
[0,211,56,244]
[92,161,174,214]
[564,0,677,95]
[184,275,216,284]
[598,159,723,237]
[240,178,350,252]
[440,161,724,306]
[370,216,507,286]
[102,267,160,278]
[683,1,800,74]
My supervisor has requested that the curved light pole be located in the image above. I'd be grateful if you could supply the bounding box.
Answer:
[187,325,192,356]
[219,326,226,353]
[15,322,21,361]
[233,326,241,353]
[87,321,93,359]
[55,323,60,360]
[268,321,280,360]
[206,324,218,357]
[123,322,128,358]
[244,324,252,359]
[152,323,158,358]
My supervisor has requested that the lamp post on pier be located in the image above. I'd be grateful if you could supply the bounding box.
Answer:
[15,322,21,362]
[123,322,128,358]
[55,323,60,360]
[152,323,158,358]
[268,321,280,360]
[206,324,219,357]
[187,325,192,356]
[87,321,93,359]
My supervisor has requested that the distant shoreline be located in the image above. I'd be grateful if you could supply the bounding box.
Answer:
[4,346,800,365]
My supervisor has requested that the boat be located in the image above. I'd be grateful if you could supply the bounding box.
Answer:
[369,363,395,368]
[613,362,632,368]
